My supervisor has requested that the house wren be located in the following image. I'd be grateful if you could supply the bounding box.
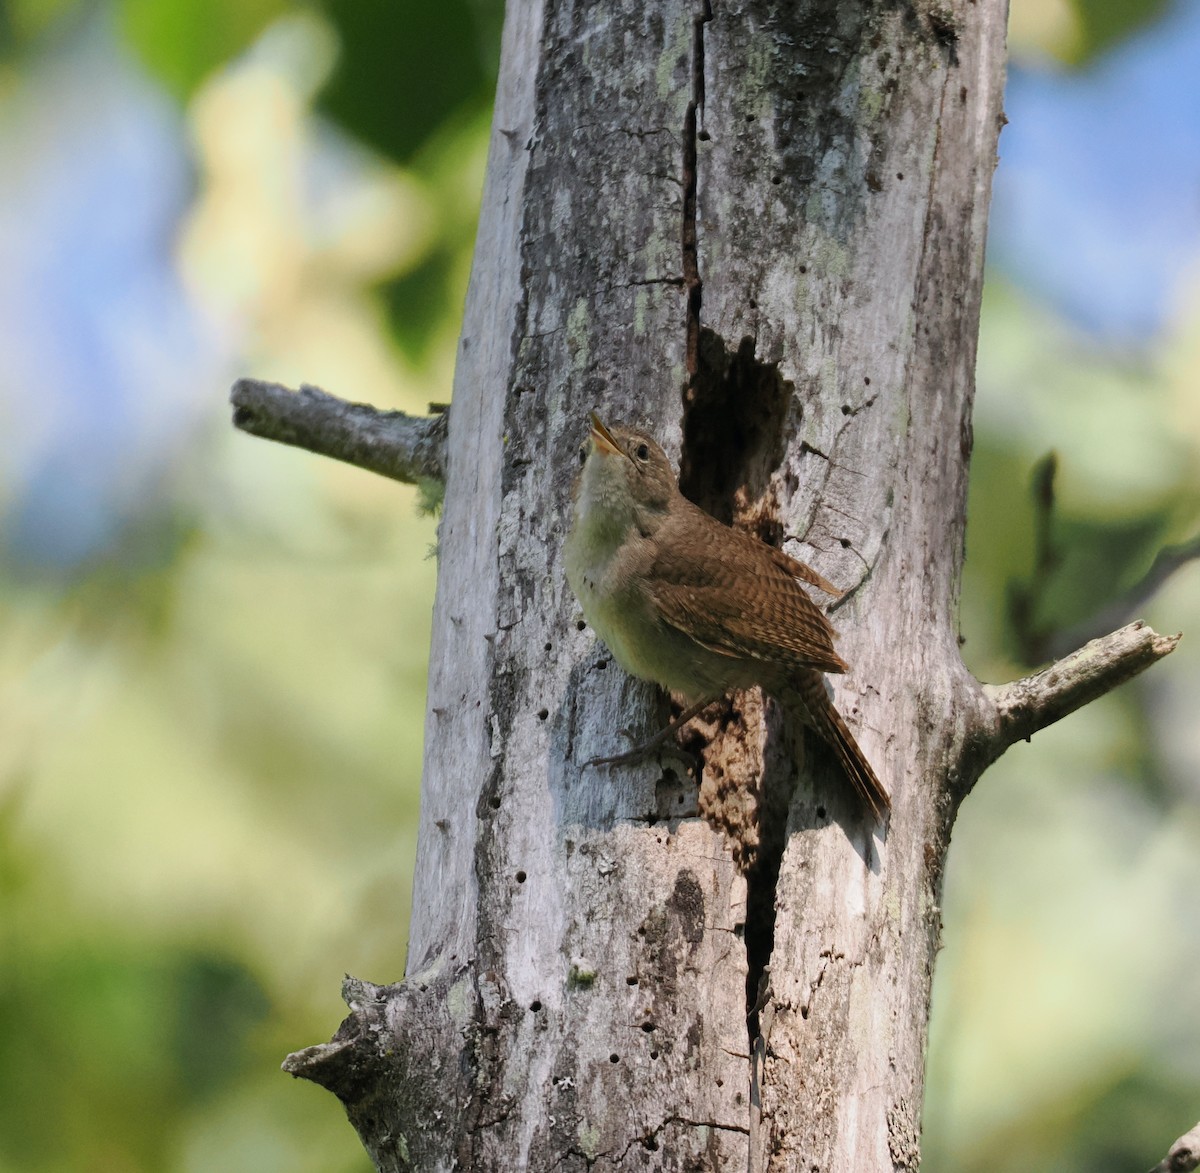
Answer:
[564,413,889,820]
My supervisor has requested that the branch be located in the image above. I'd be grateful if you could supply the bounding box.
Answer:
[1043,531,1200,661]
[281,976,388,1099]
[1007,451,1200,664]
[980,621,1181,758]
[1149,1121,1200,1173]
[1007,451,1060,664]
[230,378,448,485]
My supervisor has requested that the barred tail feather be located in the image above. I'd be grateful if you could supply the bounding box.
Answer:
[794,671,890,821]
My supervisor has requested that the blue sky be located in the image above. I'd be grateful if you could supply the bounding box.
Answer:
[0,22,218,573]
[992,0,1200,342]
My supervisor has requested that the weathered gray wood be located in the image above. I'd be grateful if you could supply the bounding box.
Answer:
[230,379,448,484]
[688,4,1009,1167]
[276,1,1172,1170]
[290,2,749,1168]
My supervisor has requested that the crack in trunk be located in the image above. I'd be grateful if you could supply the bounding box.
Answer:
[681,0,712,384]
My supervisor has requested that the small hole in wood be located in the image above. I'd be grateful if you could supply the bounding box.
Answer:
[609,1053,620,1064]
[489,795,501,810]
[516,870,527,884]
[529,1000,542,1012]
[537,708,549,721]
[626,976,638,986]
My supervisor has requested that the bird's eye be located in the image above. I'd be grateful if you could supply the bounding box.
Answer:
[635,443,650,461]
[578,444,587,467]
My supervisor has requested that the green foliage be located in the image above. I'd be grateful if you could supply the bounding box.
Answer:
[115,0,505,171]
[375,106,491,362]
[382,244,463,363]
[960,279,1198,679]
[118,0,290,97]
[315,0,501,164]
[0,0,80,55]
[0,935,269,1169]
[1071,0,1172,63]
[1009,0,1173,66]
[929,268,1200,1173]
[1004,451,1179,665]
[0,462,436,1171]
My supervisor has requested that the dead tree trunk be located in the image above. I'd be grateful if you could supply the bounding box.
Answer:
[259,0,1178,1169]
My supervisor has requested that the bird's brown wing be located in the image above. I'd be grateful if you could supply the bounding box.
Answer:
[647,514,849,675]
[767,544,844,600]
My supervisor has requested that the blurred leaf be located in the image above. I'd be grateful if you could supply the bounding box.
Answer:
[171,954,272,1099]
[373,106,488,361]
[179,1072,375,1173]
[315,0,499,163]
[1006,452,1178,665]
[0,0,82,55]
[959,435,1039,675]
[118,0,290,98]
[1071,0,1171,63]
[379,244,460,363]
[1031,510,1172,628]
[1009,0,1172,66]
[940,1068,1200,1173]
[0,943,267,1169]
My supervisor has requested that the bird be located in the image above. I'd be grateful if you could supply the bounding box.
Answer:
[563,412,889,820]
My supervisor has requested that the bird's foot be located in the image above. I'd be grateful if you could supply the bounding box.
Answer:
[583,738,701,776]
[581,697,713,772]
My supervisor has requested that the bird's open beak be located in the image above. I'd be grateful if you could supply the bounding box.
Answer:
[589,412,622,456]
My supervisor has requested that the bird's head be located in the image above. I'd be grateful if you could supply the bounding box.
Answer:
[575,414,678,534]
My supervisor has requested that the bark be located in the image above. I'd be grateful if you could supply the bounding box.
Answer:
[263,1,1179,1170]
[229,379,448,486]
[1150,1122,1200,1173]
